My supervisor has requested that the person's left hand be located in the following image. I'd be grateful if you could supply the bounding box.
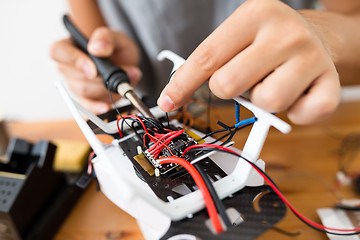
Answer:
[157,0,340,125]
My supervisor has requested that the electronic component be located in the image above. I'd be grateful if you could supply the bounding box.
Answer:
[57,50,297,239]
[143,130,198,174]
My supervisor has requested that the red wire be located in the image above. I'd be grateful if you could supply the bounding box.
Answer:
[116,115,150,136]
[148,130,183,152]
[158,156,223,233]
[143,133,176,158]
[87,151,95,175]
[184,144,360,233]
[143,132,159,146]
[150,131,184,157]
[116,119,124,138]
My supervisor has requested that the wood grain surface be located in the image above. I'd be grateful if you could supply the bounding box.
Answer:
[7,101,360,240]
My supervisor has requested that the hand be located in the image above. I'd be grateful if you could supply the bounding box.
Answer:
[157,0,341,124]
[50,27,141,114]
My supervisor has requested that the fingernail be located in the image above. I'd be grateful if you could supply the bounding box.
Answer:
[81,59,96,79]
[88,41,110,55]
[158,93,175,112]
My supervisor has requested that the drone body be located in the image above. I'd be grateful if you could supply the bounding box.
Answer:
[56,51,291,239]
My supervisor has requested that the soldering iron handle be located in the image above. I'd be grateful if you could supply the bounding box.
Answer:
[62,15,130,92]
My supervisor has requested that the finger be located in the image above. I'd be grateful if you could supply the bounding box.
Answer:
[287,70,340,124]
[68,77,123,106]
[157,3,258,111]
[208,40,287,99]
[66,65,141,99]
[50,39,97,79]
[58,63,89,81]
[58,63,142,86]
[249,55,326,113]
[77,96,112,115]
[88,27,139,65]
[67,77,109,100]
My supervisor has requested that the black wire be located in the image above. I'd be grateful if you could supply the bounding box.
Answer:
[202,128,229,140]
[222,128,237,145]
[209,123,253,145]
[139,116,169,133]
[164,71,176,128]
[193,163,232,228]
[202,119,254,141]
[108,85,133,132]
[131,121,143,144]
[206,87,212,133]
[187,147,360,236]
[271,226,301,237]
[166,112,170,128]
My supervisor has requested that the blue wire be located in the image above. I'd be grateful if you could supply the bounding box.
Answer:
[234,117,256,128]
[235,102,240,123]
[234,102,256,127]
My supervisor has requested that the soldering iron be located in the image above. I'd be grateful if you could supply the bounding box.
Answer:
[63,15,155,119]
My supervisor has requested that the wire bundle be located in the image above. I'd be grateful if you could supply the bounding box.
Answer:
[112,102,360,236]
[115,115,233,233]
[146,130,184,158]
[158,157,224,233]
[112,108,257,233]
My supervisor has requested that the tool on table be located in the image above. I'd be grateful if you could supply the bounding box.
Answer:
[63,15,155,119]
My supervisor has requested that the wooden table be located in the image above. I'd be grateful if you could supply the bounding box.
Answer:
[7,101,360,240]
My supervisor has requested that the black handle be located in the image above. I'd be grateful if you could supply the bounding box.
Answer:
[62,15,129,92]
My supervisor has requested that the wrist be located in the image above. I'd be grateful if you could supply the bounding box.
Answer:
[299,9,360,85]
[299,10,342,67]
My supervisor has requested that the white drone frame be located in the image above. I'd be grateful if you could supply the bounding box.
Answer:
[56,50,291,239]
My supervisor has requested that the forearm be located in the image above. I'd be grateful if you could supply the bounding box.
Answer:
[300,8,360,85]
[68,0,106,37]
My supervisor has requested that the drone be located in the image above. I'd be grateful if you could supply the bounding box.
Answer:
[56,49,296,240]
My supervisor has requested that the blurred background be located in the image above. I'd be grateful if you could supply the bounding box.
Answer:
[0,0,71,121]
[0,0,360,122]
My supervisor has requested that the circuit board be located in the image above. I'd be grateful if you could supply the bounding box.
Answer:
[118,131,227,202]
[143,130,198,174]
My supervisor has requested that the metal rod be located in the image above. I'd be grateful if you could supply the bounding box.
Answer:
[124,91,155,119]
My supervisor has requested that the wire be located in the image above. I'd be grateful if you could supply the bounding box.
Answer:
[139,116,170,133]
[234,117,256,128]
[193,162,232,228]
[235,102,240,124]
[206,87,212,133]
[116,115,149,136]
[183,144,360,236]
[164,71,176,128]
[209,123,253,145]
[148,130,183,152]
[158,156,223,233]
[108,84,133,135]
[202,117,255,141]
[87,151,96,175]
[271,226,301,237]
[116,119,124,138]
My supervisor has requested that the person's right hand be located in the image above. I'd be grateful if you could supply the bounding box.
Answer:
[50,27,142,114]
